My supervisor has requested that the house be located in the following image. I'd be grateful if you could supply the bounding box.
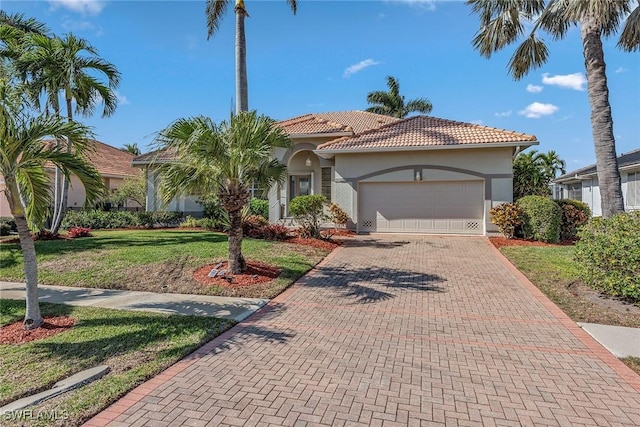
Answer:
[552,148,640,216]
[135,111,538,235]
[0,140,142,217]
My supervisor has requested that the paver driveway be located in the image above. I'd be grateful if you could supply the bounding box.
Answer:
[87,236,640,427]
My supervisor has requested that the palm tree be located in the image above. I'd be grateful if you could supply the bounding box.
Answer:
[512,149,567,199]
[17,32,121,232]
[121,143,141,156]
[365,76,433,118]
[0,82,104,329]
[537,150,566,181]
[467,0,640,218]
[155,111,291,273]
[205,0,297,113]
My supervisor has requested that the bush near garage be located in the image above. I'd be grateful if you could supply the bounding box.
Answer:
[555,199,589,241]
[574,212,640,302]
[489,203,523,239]
[516,195,562,243]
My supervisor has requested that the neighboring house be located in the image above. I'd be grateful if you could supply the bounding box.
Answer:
[0,140,141,217]
[134,111,538,235]
[552,148,640,216]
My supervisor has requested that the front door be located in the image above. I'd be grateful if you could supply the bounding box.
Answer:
[289,175,311,201]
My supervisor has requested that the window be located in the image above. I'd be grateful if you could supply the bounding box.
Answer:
[248,181,265,200]
[627,172,639,208]
[567,183,582,201]
[321,167,332,202]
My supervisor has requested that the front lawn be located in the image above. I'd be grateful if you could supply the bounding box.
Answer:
[0,229,329,298]
[498,244,640,376]
[0,300,233,427]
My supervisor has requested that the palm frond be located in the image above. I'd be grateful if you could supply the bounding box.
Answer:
[404,98,433,115]
[618,3,640,52]
[206,0,231,38]
[508,33,549,80]
[563,0,630,37]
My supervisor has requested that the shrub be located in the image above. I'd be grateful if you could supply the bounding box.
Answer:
[516,195,562,243]
[288,195,327,239]
[555,199,591,218]
[34,230,60,241]
[136,211,183,229]
[243,214,269,234]
[575,212,640,301]
[197,217,218,230]
[67,227,93,238]
[247,224,290,241]
[249,198,269,219]
[328,203,349,229]
[489,203,523,239]
[62,210,140,229]
[0,217,17,236]
[555,199,590,242]
[197,195,226,220]
[180,216,200,228]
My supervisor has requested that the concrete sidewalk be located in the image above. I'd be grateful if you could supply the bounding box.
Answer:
[580,322,640,358]
[0,281,268,322]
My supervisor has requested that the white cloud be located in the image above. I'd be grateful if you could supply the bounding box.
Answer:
[542,72,587,91]
[115,91,130,106]
[526,84,543,93]
[343,59,381,78]
[49,0,105,15]
[615,67,629,74]
[470,119,483,125]
[388,0,437,11]
[494,110,512,118]
[519,102,559,118]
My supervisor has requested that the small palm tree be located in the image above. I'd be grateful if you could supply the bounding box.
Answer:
[366,76,433,119]
[156,111,292,273]
[0,83,104,329]
[205,0,297,112]
[121,143,141,156]
[512,149,567,199]
[467,0,639,217]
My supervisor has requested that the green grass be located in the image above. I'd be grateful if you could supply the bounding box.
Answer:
[0,229,329,298]
[0,300,233,426]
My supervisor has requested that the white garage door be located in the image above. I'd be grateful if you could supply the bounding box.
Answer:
[359,181,484,234]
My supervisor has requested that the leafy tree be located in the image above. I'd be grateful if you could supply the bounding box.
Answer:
[365,76,433,118]
[467,0,640,218]
[155,111,291,273]
[0,81,104,329]
[16,32,120,232]
[513,149,566,200]
[106,173,146,209]
[121,143,141,156]
[205,0,297,112]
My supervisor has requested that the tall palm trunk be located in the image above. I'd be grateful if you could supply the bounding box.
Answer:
[581,16,625,218]
[235,4,248,112]
[4,179,43,329]
[49,94,74,234]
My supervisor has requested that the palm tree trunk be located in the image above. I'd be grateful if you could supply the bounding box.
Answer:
[235,6,248,112]
[581,16,625,218]
[227,208,246,274]
[51,96,74,234]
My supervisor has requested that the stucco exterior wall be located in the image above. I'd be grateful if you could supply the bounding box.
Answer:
[331,147,514,233]
[146,166,203,216]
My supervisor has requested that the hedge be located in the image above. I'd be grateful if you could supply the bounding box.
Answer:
[516,195,562,243]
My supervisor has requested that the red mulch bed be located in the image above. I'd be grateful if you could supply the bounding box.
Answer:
[0,316,76,345]
[193,261,281,288]
[288,237,340,251]
[489,236,573,249]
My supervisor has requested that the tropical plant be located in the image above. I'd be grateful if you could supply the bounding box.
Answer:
[489,202,523,239]
[155,111,292,273]
[0,82,104,329]
[468,0,640,218]
[288,194,328,238]
[365,76,433,118]
[121,143,141,156]
[516,195,562,243]
[16,32,121,233]
[106,173,146,208]
[205,0,297,112]
[513,149,566,199]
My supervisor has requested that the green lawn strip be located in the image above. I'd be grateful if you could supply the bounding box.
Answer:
[499,245,640,328]
[0,299,233,426]
[0,229,329,298]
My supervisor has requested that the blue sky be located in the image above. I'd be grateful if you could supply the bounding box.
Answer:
[4,0,640,170]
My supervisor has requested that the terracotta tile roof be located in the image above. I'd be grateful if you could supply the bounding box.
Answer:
[554,147,640,182]
[45,139,139,177]
[132,147,176,164]
[317,116,537,151]
[277,111,399,135]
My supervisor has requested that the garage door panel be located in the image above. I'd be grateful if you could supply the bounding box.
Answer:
[360,181,484,235]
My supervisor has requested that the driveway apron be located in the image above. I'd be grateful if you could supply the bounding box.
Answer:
[87,235,640,427]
